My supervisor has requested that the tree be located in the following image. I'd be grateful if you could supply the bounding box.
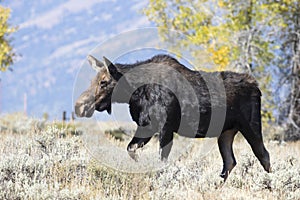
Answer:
[144,0,276,123]
[0,4,16,72]
[143,0,300,140]
[144,0,232,71]
[267,0,300,140]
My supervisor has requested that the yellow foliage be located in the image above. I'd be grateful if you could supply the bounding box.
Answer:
[217,1,224,8]
[0,5,16,71]
[208,46,230,71]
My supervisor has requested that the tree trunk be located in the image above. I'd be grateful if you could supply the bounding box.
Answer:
[285,9,300,141]
[286,64,300,141]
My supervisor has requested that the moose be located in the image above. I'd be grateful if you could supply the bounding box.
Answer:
[75,54,270,181]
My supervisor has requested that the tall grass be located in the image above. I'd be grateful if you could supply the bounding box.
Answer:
[0,113,299,199]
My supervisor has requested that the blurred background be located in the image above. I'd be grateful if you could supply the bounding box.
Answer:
[0,0,153,120]
[0,1,299,199]
[0,0,299,140]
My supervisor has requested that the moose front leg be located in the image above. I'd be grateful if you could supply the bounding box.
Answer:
[127,136,152,161]
[159,126,174,161]
[127,126,154,161]
[218,129,238,181]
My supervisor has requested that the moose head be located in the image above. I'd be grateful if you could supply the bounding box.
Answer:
[74,55,122,118]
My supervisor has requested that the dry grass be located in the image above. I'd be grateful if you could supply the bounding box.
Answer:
[0,113,299,200]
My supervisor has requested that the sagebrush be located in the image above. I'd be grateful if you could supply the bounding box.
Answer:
[0,114,299,199]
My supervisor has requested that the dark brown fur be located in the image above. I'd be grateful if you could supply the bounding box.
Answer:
[75,54,271,181]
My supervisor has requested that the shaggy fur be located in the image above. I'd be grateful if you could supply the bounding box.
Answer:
[75,54,270,181]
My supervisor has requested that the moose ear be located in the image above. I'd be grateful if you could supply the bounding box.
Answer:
[103,56,122,80]
[87,55,105,72]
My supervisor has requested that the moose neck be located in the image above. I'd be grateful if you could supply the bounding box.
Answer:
[111,80,135,104]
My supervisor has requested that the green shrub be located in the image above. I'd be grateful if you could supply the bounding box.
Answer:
[104,127,128,141]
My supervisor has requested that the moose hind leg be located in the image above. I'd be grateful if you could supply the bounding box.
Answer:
[239,96,271,173]
[218,129,238,181]
[239,124,271,173]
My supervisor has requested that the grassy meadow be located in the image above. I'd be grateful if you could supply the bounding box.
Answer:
[0,113,299,200]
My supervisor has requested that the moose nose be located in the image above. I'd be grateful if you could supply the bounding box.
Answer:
[74,102,84,117]
[74,90,96,117]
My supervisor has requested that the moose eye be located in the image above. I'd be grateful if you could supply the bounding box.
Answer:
[99,80,107,87]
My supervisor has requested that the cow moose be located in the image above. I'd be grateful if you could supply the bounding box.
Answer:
[75,54,271,181]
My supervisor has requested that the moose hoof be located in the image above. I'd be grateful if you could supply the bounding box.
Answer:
[161,157,167,162]
[220,170,229,181]
[263,162,271,173]
[128,150,138,162]
[127,144,139,162]
[266,166,272,173]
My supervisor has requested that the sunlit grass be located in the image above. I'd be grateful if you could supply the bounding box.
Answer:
[0,113,299,199]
